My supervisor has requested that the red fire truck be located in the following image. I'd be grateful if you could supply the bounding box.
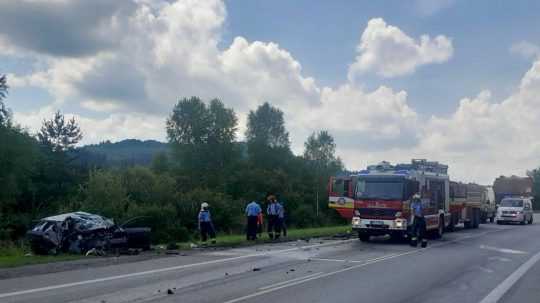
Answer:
[329,159,450,242]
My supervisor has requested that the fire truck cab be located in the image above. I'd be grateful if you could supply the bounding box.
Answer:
[333,159,450,242]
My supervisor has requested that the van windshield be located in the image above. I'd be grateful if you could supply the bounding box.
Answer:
[500,199,524,207]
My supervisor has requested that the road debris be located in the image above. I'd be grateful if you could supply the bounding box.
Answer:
[253,267,261,271]
[167,289,175,295]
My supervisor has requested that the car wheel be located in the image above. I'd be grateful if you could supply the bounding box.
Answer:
[359,233,370,242]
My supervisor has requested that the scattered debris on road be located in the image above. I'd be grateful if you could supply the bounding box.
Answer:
[253,267,261,271]
[167,289,175,295]
[26,211,151,255]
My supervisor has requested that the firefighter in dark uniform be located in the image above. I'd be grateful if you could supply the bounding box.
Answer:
[410,194,428,248]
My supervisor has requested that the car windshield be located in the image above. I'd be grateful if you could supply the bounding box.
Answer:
[356,180,403,200]
[500,199,524,207]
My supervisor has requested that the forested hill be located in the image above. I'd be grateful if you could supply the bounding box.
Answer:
[75,139,169,167]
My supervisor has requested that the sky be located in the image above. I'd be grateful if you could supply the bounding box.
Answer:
[1,0,540,184]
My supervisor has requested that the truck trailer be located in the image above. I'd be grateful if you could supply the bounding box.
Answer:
[493,176,533,203]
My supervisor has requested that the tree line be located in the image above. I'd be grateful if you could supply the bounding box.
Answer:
[0,75,345,244]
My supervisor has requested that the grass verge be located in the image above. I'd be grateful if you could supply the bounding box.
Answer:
[0,245,83,269]
[173,225,351,250]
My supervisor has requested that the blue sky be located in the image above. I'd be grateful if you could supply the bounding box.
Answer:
[1,0,540,183]
[224,0,540,114]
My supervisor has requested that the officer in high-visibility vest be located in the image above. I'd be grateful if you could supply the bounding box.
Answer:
[410,194,427,248]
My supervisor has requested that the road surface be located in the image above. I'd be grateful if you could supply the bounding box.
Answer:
[2,215,540,303]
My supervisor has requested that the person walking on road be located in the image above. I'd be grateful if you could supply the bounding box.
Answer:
[266,196,283,240]
[410,194,427,248]
[198,202,216,246]
[245,201,262,241]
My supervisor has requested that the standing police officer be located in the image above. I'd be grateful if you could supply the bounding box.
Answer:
[266,196,283,240]
[410,194,428,248]
[198,202,216,245]
[245,201,262,241]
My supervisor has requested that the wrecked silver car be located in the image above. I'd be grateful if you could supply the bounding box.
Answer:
[27,212,151,255]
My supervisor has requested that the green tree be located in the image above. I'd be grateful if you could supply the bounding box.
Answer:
[38,111,83,152]
[207,98,238,170]
[304,130,336,164]
[246,102,289,148]
[0,74,11,127]
[151,151,170,174]
[303,130,343,217]
[245,102,291,168]
[166,97,238,187]
[82,169,129,220]
[528,168,540,210]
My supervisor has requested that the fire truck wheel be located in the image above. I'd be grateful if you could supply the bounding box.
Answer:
[390,232,404,243]
[358,233,370,242]
[434,217,444,239]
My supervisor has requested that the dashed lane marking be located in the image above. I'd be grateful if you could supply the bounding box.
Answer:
[258,272,324,290]
[479,245,528,255]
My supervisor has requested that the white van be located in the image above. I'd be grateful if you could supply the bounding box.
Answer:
[496,197,534,225]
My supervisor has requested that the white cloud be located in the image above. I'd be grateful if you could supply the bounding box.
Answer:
[348,18,453,79]
[14,106,166,144]
[416,60,540,183]
[6,0,540,184]
[510,41,540,59]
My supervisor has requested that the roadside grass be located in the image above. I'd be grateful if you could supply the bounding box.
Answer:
[0,245,83,268]
[0,225,351,268]
[173,225,351,250]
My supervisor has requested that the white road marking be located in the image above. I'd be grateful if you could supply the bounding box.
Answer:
[0,239,355,299]
[309,256,400,263]
[258,272,324,290]
[223,251,419,303]
[478,266,495,273]
[223,229,508,303]
[479,249,540,303]
[480,245,528,255]
[488,256,512,262]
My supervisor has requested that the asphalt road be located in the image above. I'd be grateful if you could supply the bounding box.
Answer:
[2,215,540,303]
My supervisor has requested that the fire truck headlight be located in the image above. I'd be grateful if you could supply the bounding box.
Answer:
[352,217,361,226]
[394,219,405,228]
